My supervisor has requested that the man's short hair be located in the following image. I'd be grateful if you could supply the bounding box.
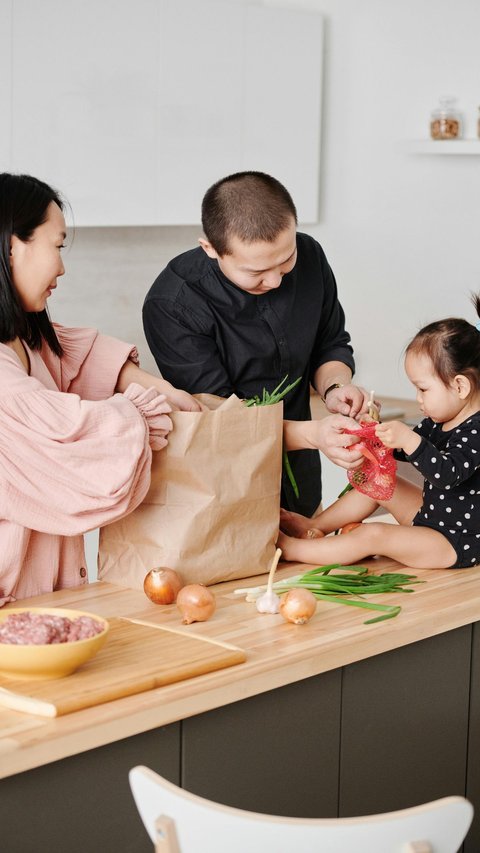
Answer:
[201,171,297,256]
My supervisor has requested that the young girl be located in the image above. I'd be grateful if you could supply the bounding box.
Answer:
[0,172,201,606]
[279,296,480,570]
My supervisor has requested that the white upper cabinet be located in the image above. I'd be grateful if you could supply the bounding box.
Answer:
[8,0,323,225]
[11,0,159,225]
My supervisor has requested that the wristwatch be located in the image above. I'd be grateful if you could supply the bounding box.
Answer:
[320,382,344,404]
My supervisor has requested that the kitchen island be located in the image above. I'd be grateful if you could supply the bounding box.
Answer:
[1,555,480,852]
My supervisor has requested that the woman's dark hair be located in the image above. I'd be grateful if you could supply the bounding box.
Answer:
[201,171,297,256]
[405,293,480,393]
[0,172,64,355]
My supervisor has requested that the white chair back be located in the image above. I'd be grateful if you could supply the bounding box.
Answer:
[129,765,473,853]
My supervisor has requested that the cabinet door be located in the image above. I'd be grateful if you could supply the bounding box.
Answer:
[243,4,324,224]
[0,0,12,171]
[156,0,324,224]
[465,621,480,852]
[11,0,159,225]
[0,724,181,853]
[155,0,244,224]
[339,626,471,817]
[10,0,323,225]
[182,671,341,818]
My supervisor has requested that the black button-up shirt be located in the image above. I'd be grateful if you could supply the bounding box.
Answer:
[143,232,355,515]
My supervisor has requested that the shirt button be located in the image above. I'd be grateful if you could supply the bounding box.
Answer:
[80,567,87,578]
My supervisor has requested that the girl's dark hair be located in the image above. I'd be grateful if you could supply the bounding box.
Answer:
[0,172,63,355]
[405,293,480,392]
[201,171,297,256]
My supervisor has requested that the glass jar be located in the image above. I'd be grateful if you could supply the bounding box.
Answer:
[430,96,462,140]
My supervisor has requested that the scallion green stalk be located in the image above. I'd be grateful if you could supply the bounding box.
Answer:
[244,375,302,497]
[234,564,423,624]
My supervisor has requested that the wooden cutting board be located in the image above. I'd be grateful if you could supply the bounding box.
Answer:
[0,618,246,717]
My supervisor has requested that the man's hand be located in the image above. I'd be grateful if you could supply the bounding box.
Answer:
[324,384,378,420]
[284,414,363,469]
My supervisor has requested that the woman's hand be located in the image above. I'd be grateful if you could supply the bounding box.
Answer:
[116,361,202,411]
[163,384,203,412]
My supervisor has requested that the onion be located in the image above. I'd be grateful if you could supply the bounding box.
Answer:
[143,568,183,605]
[279,588,317,625]
[176,584,216,624]
[340,522,363,535]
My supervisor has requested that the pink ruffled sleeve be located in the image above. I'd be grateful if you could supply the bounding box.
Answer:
[0,357,157,536]
[122,383,173,450]
[46,323,139,398]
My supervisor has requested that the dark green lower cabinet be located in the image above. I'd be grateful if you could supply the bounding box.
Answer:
[181,668,342,817]
[0,724,180,853]
[465,622,480,852]
[182,625,474,852]
[1,625,479,851]
[340,627,471,817]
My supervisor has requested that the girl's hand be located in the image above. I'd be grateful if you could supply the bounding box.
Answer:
[375,420,421,455]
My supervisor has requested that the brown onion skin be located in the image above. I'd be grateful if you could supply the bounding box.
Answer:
[176,584,216,624]
[340,522,363,535]
[143,568,183,605]
[279,588,317,625]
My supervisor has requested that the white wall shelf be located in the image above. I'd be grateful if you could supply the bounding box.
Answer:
[406,140,480,155]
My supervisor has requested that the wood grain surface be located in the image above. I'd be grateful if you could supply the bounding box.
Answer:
[2,552,480,780]
[1,394,477,779]
[0,618,246,717]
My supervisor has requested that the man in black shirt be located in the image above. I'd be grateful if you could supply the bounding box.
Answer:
[143,172,367,516]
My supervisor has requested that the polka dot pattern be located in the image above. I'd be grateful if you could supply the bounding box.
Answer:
[401,413,480,567]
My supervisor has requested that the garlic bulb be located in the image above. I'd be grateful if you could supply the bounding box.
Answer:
[256,548,282,615]
[256,589,280,614]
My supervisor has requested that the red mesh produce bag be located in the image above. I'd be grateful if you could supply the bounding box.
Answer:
[343,422,397,501]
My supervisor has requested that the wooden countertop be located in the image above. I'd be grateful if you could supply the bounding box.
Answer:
[2,554,480,780]
[0,394,453,780]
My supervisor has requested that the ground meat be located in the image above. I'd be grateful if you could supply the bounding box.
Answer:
[0,612,105,645]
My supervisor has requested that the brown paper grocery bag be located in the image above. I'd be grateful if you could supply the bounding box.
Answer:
[98,394,283,588]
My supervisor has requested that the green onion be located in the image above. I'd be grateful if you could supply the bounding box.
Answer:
[244,375,302,497]
[282,451,299,498]
[243,375,302,408]
[234,563,423,624]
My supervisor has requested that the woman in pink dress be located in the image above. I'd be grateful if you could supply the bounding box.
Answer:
[0,172,200,605]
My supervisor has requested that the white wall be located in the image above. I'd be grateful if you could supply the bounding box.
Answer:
[54,0,480,399]
[50,0,480,528]
[304,0,480,398]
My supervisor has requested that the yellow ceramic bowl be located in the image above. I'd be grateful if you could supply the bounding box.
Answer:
[0,607,109,680]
